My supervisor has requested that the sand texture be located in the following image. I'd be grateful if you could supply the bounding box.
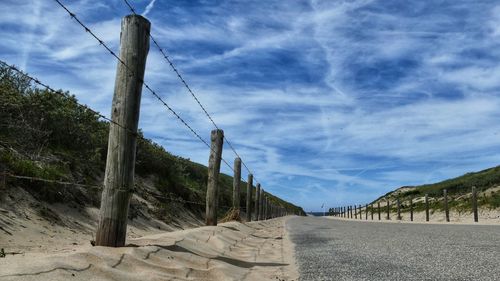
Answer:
[0,217,298,281]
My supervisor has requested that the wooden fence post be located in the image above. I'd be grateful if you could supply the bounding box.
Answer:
[444,189,449,222]
[259,188,264,220]
[232,157,241,211]
[425,193,429,222]
[365,204,368,220]
[264,196,268,220]
[377,202,381,220]
[410,198,413,222]
[246,174,253,222]
[397,198,401,220]
[355,205,357,219]
[95,15,150,247]
[255,183,260,220]
[472,186,478,222]
[205,129,224,226]
[359,205,362,220]
[386,200,390,220]
[350,205,353,218]
[371,204,374,220]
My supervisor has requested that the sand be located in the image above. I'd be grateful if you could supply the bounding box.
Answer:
[0,217,298,281]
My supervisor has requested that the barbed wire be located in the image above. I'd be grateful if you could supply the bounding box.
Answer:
[2,172,242,211]
[121,0,257,182]
[52,0,233,172]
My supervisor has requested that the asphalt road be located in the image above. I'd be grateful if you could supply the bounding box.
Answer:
[287,217,500,281]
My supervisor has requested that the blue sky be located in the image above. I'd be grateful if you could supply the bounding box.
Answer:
[2,0,500,211]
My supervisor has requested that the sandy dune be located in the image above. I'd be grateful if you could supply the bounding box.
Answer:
[0,217,298,281]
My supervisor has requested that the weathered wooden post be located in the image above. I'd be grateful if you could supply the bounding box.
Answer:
[444,189,449,222]
[255,183,261,220]
[472,186,478,222]
[350,205,353,218]
[371,204,374,220]
[259,188,264,220]
[386,200,390,220]
[95,15,150,247]
[355,205,357,219]
[246,174,253,222]
[397,198,401,220]
[410,198,413,221]
[232,157,241,211]
[205,129,224,226]
[359,205,362,220]
[377,202,381,220]
[365,204,368,220]
[264,196,268,220]
[425,193,429,222]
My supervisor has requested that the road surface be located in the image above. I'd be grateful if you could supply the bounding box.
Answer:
[287,217,500,281]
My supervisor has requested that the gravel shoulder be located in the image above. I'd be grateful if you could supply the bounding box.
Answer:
[287,216,500,281]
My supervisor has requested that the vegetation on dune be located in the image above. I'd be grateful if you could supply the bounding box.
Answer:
[371,166,500,211]
[0,65,305,221]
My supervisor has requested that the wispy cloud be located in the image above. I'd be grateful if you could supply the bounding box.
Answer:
[141,0,156,17]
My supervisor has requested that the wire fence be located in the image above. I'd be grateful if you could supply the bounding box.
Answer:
[120,0,258,183]
[1,171,242,211]
[0,0,298,224]
[0,60,258,213]
[52,0,235,173]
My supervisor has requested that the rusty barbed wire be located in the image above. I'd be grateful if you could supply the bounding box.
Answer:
[52,0,233,172]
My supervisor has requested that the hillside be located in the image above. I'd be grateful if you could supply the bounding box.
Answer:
[368,166,500,221]
[0,64,304,253]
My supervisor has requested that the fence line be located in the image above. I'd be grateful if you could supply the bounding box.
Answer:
[120,0,259,184]
[52,0,235,173]
[1,3,299,243]
[329,191,483,223]
[2,172,244,211]
[0,59,291,218]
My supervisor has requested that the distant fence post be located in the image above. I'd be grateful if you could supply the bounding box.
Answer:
[264,196,268,220]
[259,188,264,220]
[377,202,381,220]
[246,174,253,222]
[425,193,429,222]
[95,15,151,247]
[232,157,241,211]
[386,200,390,220]
[397,198,401,220]
[255,183,261,220]
[205,129,224,226]
[444,189,449,222]
[410,198,413,222]
[355,205,357,219]
[472,186,478,222]
[350,205,353,218]
[371,204,373,220]
[359,205,362,220]
[365,204,368,220]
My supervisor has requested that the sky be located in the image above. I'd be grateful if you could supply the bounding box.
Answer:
[1,0,500,211]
